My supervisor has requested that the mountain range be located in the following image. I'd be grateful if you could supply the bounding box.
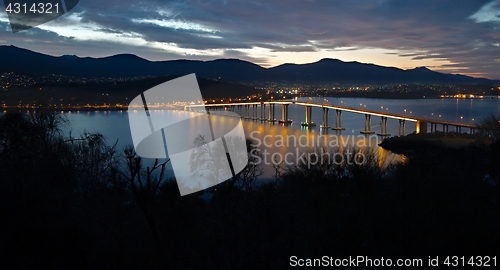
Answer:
[1,45,497,85]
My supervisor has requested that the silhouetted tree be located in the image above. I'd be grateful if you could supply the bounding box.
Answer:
[478,114,500,140]
[121,146,169,241]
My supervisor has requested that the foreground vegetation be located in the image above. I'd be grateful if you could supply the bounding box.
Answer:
[1,112,500,269]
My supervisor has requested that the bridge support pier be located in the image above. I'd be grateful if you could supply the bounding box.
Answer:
[260,103,266,121]
[242,105,248,119]
[430,123,438,133]
[250,104,255,120]
[268,104,276,122]
[320,107,330,128]
[443,124,449,133]
[302,106,316,127]
[361,114,375,134]
[398,119,406,136]
[279,104,292,124]
[332,109,345,130]
[377,116,391,136]
[416,120,427,134]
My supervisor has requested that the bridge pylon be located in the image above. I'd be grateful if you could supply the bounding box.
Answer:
[377,116,391,137]
[268,103,276,122]
[301,106,316,127]
[361,114,375,134]
[279,104,292,125]
[398,119,406,136]
[320,107,330,128]
[332,109,345,130]
[260,103,267,121]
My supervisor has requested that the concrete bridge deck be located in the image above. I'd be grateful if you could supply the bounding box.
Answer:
[185,100,479,136]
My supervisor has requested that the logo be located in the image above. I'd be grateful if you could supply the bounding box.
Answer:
[128,74,248,196]
[3,0,79,33]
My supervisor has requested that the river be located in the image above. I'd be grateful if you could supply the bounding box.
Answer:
[47,96,498,179]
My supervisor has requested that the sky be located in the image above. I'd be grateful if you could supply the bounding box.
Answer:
[1,0,500,79]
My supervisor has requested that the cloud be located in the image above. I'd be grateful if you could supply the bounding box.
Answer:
[268,44,317,53]
[470,0,500,23]
[0,0,499,78]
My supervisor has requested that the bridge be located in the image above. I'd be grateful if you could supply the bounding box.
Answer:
[184,101,478,136]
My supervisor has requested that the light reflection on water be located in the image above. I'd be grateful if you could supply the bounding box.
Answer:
[8,97,497,179]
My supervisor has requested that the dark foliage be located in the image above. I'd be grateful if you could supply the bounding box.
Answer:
[1,112,499,269]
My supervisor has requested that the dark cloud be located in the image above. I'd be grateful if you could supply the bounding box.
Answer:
[0,0,499,78]
[268,45,317,53]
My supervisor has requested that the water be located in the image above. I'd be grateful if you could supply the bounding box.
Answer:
[293,96,500,134]
[9,97,499,178]
[63,110,132,150]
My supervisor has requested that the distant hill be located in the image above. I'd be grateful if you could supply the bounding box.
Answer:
[0,45,497,85]
[269,59,495,84]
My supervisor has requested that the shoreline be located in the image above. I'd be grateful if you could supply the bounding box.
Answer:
[379,132,487,155]
[1,107,128,113]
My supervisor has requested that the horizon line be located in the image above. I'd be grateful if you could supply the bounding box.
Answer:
[1,44,498,81]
